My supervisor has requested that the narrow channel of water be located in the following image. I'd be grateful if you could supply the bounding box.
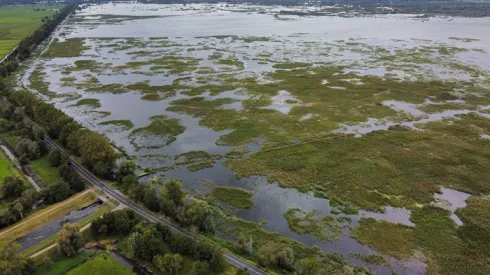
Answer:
[18,202,102,252]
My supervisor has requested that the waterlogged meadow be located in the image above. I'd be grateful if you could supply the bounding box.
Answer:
[13,3,490,274]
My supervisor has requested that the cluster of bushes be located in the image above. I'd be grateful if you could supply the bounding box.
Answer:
[91,208,137,236]
[116,161,215,234]
[91,208,227,274]
[0,109,91,229]
[0,156,86,230]
[0,176,38,227]
[0,2,78,73]
[0,90,118,178]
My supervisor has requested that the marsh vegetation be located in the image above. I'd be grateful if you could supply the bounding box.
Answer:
[12,3,490,274]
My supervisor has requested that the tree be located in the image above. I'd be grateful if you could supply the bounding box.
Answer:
[67,129,117,177]
[127,226,163,261]
[169,232,193,255]
[133,183,160,212]
[177,197,213,232]
[237,268,251,275]
[127,232,142,259]
[13,202,23,220]
[294,257,326,275]
[194,241,225,271]
[116,161,136,184]
[1,177,26,199]
[277,246,295,270]
[48,150,62,167]
[162,179,184,206]
[153,254,183,275]
[191,261,209,275]
[0,241,30,275]
[57,223,80,257]
[138,226,164,261]
[238,233,253,254]
[91,209,137,237]
[0,118,11,132]
[258,241,295,270]
[122,174,138,191]
[14,138,40,160]
[19,189,38,210]
[42,181,72,204]
[59,121,79,147]
[156,223,172,241]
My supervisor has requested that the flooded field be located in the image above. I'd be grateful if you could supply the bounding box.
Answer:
[13,3,490,275]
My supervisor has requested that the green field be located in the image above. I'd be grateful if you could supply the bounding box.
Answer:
[30,154,62,185]
[34,252,95,275]
[0,148,19,183]
[0,4,64,59]
[66,253,134,275]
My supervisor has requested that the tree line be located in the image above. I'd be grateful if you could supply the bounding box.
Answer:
[0,110,89,229]
[90,208,235,274]
[0,89,118,179]
[0,0,117,177]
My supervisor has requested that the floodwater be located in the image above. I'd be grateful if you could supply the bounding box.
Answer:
[433,187,471,226]
[18,3,490,274]
[18,202,102,252]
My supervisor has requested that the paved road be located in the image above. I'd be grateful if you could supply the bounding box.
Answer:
[0,98,268,275]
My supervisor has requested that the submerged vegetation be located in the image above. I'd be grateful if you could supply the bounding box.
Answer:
[130,115,185,149]
[10,4,490,274]
[211,186,253,209]
[284,208,349,241]
[73,98,100,108]
[99,120,134,130]
[174,151,217,171]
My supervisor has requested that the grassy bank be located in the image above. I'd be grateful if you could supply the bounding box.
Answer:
[0,147,23,183]
[66,253,133,275]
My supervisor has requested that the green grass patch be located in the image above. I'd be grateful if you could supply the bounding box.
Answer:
[73,98,101,108]
[30,154,62,185]
[0,4,64,59]
[44,38,88,58]
[66,252,133,275]
[212,186,253,209]
[34,252,95,275]
[272,62,310,69]
[351,218,416,260]
[457,196,490,254]
[86,84,128,94]
[0,148,22,183]
[140,93,161,101]
[99,120,134,130]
